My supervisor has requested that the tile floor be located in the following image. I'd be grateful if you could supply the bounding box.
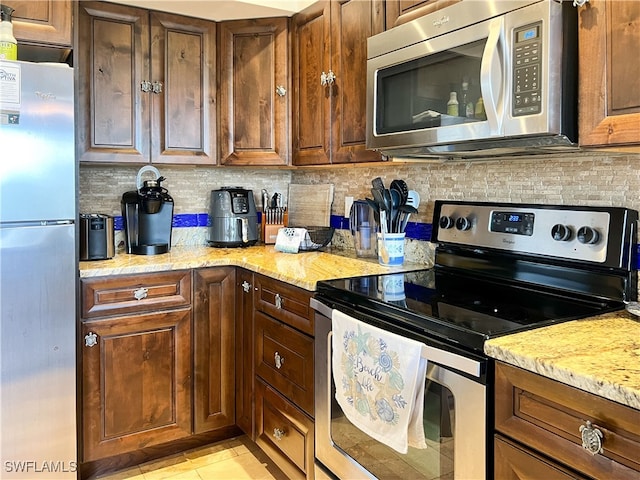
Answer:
[94,436,289,480]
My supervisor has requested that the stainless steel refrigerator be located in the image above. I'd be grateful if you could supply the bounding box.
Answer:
[0,60,77,478]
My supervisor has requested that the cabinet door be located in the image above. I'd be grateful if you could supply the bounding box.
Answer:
[77,2,150,164]
[219,18,289,166]
[235,269,255,438]
[150,12,217,165]
[81,309,192,462]
[578,0,640,147]
[385,0,461,29]
[193,268,236,434]
[292,1,331,165]
[6,0,72,47]
[329,0,383,164]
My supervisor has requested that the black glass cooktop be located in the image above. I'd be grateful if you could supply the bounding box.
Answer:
[315,268,623,353]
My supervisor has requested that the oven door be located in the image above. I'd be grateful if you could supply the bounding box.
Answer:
[312,299,487,480]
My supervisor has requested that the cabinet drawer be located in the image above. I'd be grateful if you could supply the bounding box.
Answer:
[254,274,313,336]
[255,379,314,480]
[495,362,640,478]
[255,311,314,416]
[495,435,587,480]
[81,270,191,319]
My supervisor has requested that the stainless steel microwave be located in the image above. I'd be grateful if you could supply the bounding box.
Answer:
[366,0,578,160]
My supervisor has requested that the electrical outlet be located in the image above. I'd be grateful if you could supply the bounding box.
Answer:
[344,196,354,218]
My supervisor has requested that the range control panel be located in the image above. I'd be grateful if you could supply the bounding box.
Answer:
[433,201,633,265]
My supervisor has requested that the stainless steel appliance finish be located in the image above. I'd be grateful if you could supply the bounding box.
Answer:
[313,298,487,480]
[207,187,258,247]
[311,201,637,479]
[80,213,115,260]
[0,60,77,478]
[366,0,577,159]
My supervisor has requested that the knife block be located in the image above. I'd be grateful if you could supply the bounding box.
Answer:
[262,209,288,244]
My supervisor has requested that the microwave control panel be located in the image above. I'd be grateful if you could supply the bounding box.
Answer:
[512,21,542,117]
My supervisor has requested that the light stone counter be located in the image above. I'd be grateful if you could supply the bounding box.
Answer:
[79,245,426,291]
[485,311,640,410]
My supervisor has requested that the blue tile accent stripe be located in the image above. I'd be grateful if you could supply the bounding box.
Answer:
[115,213,434,242]
[330,215,432,241]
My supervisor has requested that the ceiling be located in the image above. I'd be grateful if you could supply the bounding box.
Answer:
[108,0,316,21]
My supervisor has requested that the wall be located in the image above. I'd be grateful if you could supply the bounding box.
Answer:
[79,151,640,256]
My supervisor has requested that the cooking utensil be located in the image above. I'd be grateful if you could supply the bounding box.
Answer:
[379,210,390,264]
[390,188,401,232]
[399,204,418,233]
[406,190,420,209]
[372,177,385,191]
[390,179,408,206]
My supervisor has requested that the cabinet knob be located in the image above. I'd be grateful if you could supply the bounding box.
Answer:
[274,351,284,369]
[141,80,152,92]
[273,428,285,441]
[133,287,148,300]
[274,293,283,309]
[85,331,98,348]
[275,85,287,97]
[572,0,588,6]
[152,81,163,94]
[579,420,604,455]
[320,70,336,86]
[241,280,252,293]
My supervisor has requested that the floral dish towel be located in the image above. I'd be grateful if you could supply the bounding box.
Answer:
[331,309,428,454]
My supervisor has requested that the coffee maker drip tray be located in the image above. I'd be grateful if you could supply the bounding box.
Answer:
[131,243,169,255]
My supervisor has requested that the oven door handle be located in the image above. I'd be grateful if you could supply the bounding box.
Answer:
[329,329,481,379]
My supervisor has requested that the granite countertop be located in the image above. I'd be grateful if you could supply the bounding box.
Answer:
[485,310,640,410]
[79,245,425,290]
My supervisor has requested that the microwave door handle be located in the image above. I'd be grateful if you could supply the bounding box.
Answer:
[480,18,505,135]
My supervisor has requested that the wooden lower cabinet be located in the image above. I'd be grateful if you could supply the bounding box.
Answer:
[193,267,236,434]
[235,269,256,438]
[81,308,192,462]
[255,379,315,480]
[494,362,640,479]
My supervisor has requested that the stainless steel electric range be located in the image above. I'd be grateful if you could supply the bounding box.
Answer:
[312,200,637,480]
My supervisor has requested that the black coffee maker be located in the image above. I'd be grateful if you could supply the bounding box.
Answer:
[121,166,174,255]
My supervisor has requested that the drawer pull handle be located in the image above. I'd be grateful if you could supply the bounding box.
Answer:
[274,351,284,369]
[275,293,283,309]
[85,331,98,347]
[579,420,603,455]
[133,287,148,300]
[273,428,285,441]
[241,280,252,293]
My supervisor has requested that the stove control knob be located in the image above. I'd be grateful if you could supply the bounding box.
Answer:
[455,216,472,231]
[439,215,455,229]
[577,226,600,245]
[551,224,572,241]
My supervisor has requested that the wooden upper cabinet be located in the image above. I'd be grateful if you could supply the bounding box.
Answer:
[385,0,461,29]
[4,0,72,47]
[292,0,383,165]
[218,18,289,166]
[578,0,640,148]
[76,2,216,165]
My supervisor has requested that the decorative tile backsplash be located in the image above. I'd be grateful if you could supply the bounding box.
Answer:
[81,152,640,265]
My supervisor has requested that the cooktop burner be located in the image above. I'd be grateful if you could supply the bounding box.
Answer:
[316,268,621,352]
